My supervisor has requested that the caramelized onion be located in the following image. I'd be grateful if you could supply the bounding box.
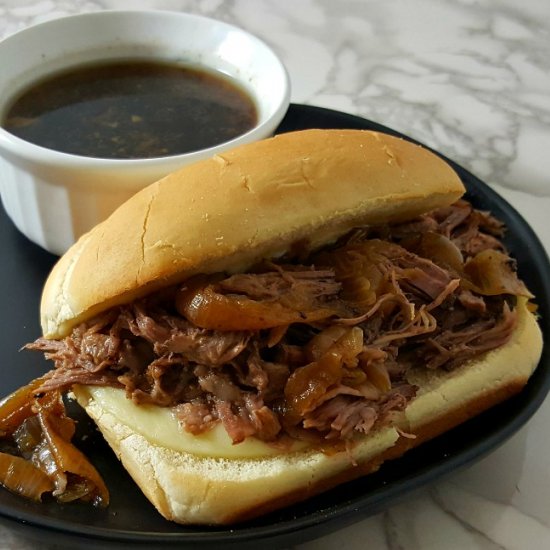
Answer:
[360,353,392,392]
[342,366,368,386]
[306,326,363,364]
[464,250,533,297]
[176,278,338,331]
[39,412,109,504]
[340,275,377,309]
[0,452,54,501]
[355,381,381,401]
[284,351,342,424]
[405,231,464,272]
[0,377,45,437]
[318,240,396,305]
[30,392,108,504]
[0,385,109,507]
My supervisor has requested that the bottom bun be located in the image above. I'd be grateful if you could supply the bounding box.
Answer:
[73,299,542,525]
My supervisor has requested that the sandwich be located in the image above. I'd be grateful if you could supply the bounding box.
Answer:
[0,129,542,524]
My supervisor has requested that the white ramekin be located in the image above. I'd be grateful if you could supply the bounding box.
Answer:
[0,10,290,255]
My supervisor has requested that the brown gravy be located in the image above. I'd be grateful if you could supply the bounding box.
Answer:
[2,60,258,159]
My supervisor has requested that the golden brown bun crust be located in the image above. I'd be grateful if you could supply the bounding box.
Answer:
[41,129,464,337]
[73,299,541,525]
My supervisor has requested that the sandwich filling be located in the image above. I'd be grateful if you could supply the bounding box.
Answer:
[0,199,533,505]
[29,199,531,445]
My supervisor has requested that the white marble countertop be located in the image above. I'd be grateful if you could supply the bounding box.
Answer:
[0,1,549,549]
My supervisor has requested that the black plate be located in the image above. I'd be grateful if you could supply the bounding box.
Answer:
[1,104,549,549]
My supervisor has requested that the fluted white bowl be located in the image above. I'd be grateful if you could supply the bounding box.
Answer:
[0,10,290,255]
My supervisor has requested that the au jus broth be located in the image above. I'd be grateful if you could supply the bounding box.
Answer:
[2,61,258,159]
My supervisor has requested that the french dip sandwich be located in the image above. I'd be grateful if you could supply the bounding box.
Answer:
[0,129,542,524]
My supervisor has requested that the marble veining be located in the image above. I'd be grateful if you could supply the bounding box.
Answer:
[0,1,549,549]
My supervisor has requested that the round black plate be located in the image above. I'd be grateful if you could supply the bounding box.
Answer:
[1,104,549,549]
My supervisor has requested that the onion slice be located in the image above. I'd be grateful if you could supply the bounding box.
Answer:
[464,249,533,297]
[0,451,54,501]
[0,384,109,506]
[176,278,338,331]
[0,377,45,437]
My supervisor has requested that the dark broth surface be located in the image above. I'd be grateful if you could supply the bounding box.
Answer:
[2,61,258,159]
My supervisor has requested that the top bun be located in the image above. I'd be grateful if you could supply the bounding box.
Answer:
[41,129,465,338]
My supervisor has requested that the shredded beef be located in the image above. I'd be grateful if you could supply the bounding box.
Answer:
[129,305,250,366]
[175,402,217,435]
[303,395,379,439]
[219,269,341,301]
[458,289,487,313]
[422,302,517,370]
[393,254,455,301]
[27,200,527,446]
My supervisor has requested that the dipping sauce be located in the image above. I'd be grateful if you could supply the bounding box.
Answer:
[2,61,258,159]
